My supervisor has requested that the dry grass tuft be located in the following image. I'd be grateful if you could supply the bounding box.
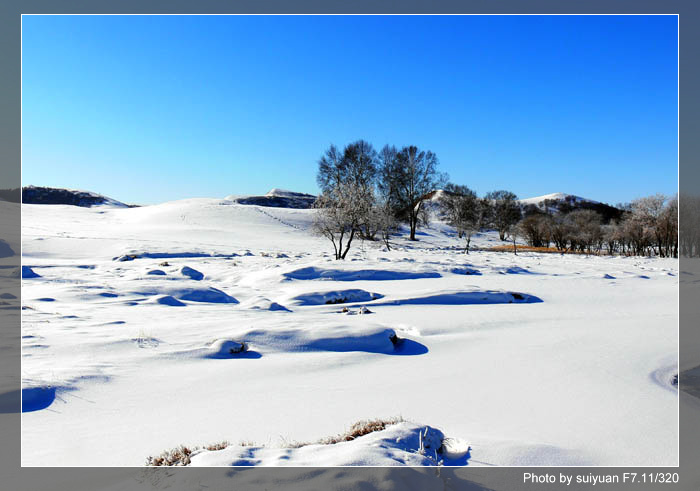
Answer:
[146,445,194,466]
[146,418,407,465]
[146,440,238,466]
[205,441,230,451]
[487,245,603,255]
[319,417,405,445]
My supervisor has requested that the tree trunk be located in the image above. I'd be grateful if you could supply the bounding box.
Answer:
[336,231,344,260]
[340,229,355,260]
[331,238,338,260]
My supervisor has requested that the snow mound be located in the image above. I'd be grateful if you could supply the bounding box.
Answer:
[283,266,441,282]
[135,286,238,304]
[187,422,469,466]
[157,295,186,307]
[495,266,538,275]
[235,326,426,355]
[181,266,204,281]
[206,339,248,358]
[289,289,383,306]
[176,287,237,304]
[374,290,541,306]
[450,267,481,276]
[243,296,292,312]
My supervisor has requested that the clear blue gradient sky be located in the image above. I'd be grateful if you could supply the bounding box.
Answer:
[22,15,678,205]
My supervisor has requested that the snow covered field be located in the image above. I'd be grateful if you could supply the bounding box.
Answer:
[20,197,679,466]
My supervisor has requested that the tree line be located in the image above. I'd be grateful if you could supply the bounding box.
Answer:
[515,195,677,257]
[312,139,678,259]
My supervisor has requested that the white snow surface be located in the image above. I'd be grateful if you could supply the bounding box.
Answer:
[21,198,679,466]
[519,192,601,206]
[265,188,315,198]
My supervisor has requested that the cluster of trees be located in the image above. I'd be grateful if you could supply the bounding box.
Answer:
[311,140,524,259]
[438,186,521,253]
[312,140,446,259]
[312,140,678,259]
[515,194,678,257]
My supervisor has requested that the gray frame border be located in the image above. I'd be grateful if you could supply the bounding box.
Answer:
[1,1,696,490]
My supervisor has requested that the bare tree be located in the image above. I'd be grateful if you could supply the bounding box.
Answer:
[518,214,552,248]
[567,209,602,254]
[379,145,446,240]
[658,195,678,258]
[485,190,521,241]
[316,145,346,193]
[440,184,489,254]
[347,141,379,240]
[312,183,372,260]
[371,198,399,251]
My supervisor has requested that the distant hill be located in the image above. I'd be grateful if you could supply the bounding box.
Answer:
[423,190,623,223]
[519,192,623,222]
[22,186,131,208]
[230,189,317,209]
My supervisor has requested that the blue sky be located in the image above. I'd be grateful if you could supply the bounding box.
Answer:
[22,15,678,205]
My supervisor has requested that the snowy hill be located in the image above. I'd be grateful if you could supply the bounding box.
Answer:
[519,192,622,220]
[229,188,317,209]
[22,186,130,208]
[520,192,600,207]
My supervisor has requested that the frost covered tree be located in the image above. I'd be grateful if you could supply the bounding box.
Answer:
[316,145,346,194]
[658,195,678,258]
[343,140,379,239]
[485,190,521,241]
[317,140,379,241]
[342,140,378,193]
[629,193,678,257]
[312,182,372,260]
[370,198,399,251]
[317,140,377,194]
[379,145,446,241]
[440,184,489,254]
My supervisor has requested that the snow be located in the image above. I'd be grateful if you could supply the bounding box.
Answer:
[265,188,315,198]
[519,192,601,206]
[188,422,467,466]
[20,197,680,466]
